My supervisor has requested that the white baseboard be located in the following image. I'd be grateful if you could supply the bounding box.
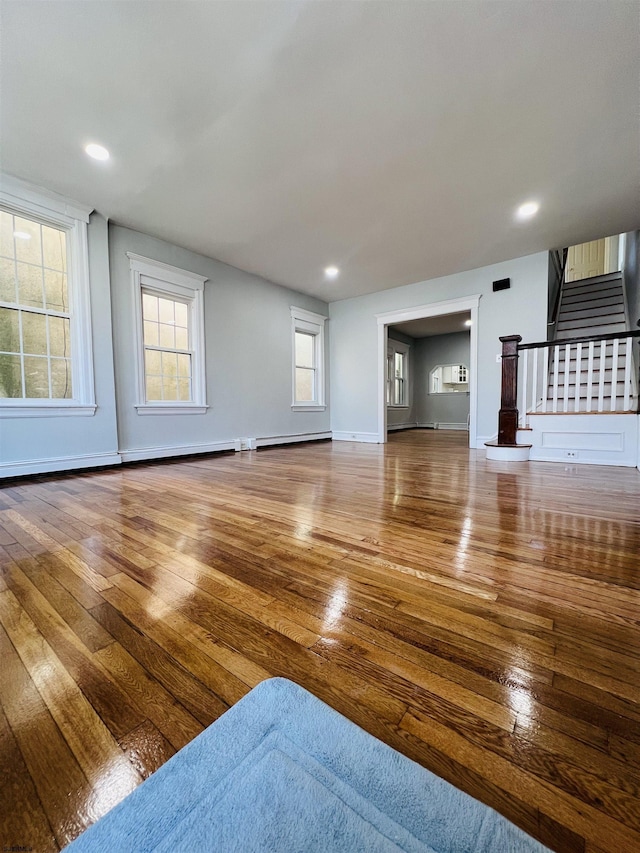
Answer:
[256,431,332,448]
[476,434,496,448]
[0,451,121,479]
[417,422,467,431]
[332,431,381,443]
[119,440,235,463]
[387,422,417,432]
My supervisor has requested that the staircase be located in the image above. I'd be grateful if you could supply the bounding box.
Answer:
[555,271,626,341]
[546,271,635,412]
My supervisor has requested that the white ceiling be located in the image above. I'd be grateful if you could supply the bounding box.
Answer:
[2,1,639,302]
[390,312,471,339]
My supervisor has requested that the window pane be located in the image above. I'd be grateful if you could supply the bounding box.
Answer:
[175,302,188,327]
[162,375,178,401]
[0,258,16,304]
[142,293,158,322]
[48,316,71,358]
[144,348,161,375]
[146,374,162,401]
[24,355,49,398]
[22,311,47,356]
[178,378,191,401]
[14,218,42,265]
[143,320,159,347]
[51,358,72,398]
[161,351,178,378]
[17,263,44,308]
[0,353,21,397]
[158,323,175,348]
[41,225,66,272]
[175,326,189,350]
[295,367,315,402]
[177,353,191,378]
[158,297,174,324]
[44,270,68,312]
[0,211,14,259]
[0,307,20,354]
[295,331,314,368]
[394,352,404,378]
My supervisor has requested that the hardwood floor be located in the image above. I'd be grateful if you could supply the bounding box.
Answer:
[1,429,639,852]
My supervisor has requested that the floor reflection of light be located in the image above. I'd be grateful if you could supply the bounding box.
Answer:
[507,685,535,718]
[454,516,472,571]
[85,763,140,824]
[323,581,348,631]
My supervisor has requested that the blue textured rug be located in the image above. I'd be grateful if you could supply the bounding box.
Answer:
[66,677,549,852]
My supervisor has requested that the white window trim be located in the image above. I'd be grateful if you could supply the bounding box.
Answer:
[0,174,96,417]
[387,339,410,409]
[290,306,327,411]
[128,253,208,415]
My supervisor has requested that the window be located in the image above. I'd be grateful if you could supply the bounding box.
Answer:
[128,253,208,415]
[0,175,95,417]
[290,306,326,410]
[386,339,409,407]
[430,364,469,394]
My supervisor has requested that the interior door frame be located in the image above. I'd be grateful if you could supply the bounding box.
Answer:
[376,294,481,447]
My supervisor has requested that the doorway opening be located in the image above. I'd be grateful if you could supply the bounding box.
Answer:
[376,295,480,447]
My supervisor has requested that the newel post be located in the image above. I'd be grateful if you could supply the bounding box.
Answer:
[497,335,522,445]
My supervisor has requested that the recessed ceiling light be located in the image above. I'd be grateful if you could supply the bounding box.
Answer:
[464,319,472,326]
[85,143,110,161]
[324,266,339,279]
[13,231,31,240]
[516,201,539,220]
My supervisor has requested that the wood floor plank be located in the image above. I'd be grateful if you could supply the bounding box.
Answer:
[0,699,57,853]
[1,430,639,853]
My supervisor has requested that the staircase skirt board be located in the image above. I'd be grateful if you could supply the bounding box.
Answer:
[527,413,639,467]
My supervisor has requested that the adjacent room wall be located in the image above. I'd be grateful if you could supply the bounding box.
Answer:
[109,225,330,460]
[386,328,416,429]
[329,252,548,445]
[0,213,120,476]
[413,331,470,428]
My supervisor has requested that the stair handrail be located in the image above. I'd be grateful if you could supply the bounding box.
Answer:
[547,247,568,335]
[495,330,640,444]
[518,329,640,351]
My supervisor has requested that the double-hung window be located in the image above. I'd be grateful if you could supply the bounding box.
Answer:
[128,253,208,415]
[290,306,326,410]
[0,176,95,416]
[386,339,409,407]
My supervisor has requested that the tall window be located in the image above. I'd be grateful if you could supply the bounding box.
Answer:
[128,253,207,415]
[0,176,95,417]
[386,340,409,407]
[290,306,326,410]
[142,292,191,402]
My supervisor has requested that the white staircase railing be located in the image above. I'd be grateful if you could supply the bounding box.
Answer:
[517,331,640,427]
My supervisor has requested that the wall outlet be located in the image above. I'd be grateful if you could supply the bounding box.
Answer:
[564,450,578,458]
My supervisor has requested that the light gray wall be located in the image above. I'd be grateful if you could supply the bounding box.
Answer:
[329,252,548,443]
[0,213,120,471]
[387,329,416,428]
[413,332,470,426]
[109,225,330,455]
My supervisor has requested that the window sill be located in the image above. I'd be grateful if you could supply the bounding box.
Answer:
[291,404,326,412]
[135,404,209,416]
[387,404,410,409]
[0,403,96,418]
